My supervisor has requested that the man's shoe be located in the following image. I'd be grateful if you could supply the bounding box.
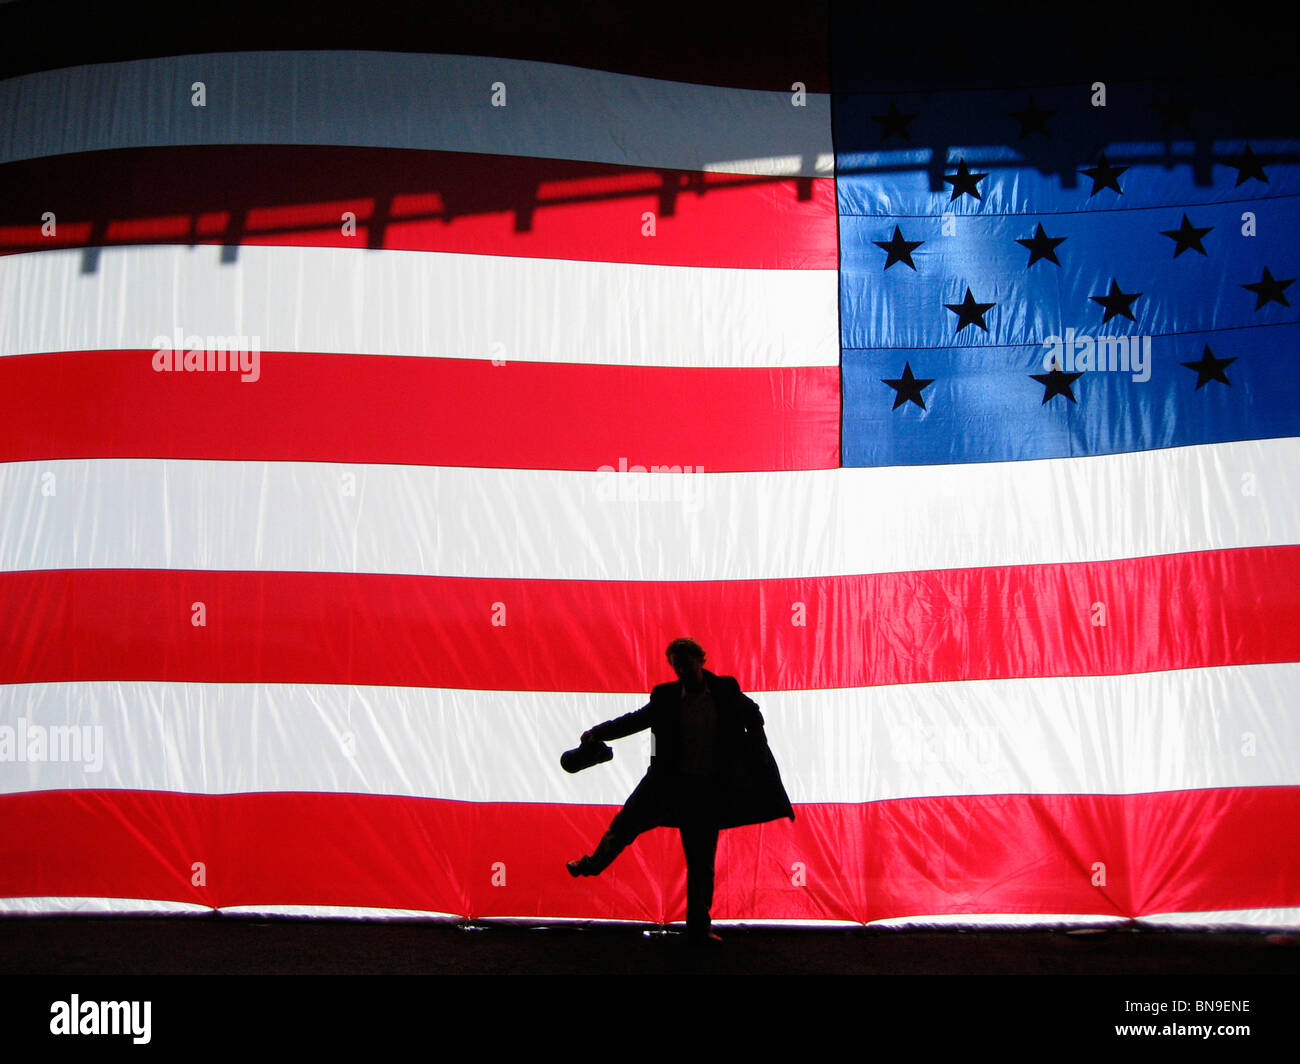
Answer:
[686,930,723,946]
[566,857,594,877]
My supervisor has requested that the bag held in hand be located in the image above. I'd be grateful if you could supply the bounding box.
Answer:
[561,739,614,774]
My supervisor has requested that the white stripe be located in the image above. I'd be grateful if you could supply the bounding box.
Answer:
[218,904,458,921]
[0,244,838,369]
[3,665,1297,802]
[868,914,1131,929]
[1136,909,1300,930]
[1,439,1297,579]
[0,897,211,915]
[2,900,1295,927]
[0,51,833,176]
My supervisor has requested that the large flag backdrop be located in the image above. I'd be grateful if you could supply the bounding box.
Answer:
[1,23,1298,927]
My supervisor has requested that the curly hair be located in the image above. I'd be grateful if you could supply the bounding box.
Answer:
[665,637,706,663]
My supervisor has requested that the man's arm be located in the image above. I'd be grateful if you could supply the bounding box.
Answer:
[582,703,653,744]
[732,681,768,741]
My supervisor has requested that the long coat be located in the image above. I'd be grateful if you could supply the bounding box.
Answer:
[590,669,795,830]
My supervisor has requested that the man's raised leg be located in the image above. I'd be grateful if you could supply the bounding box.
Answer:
[567,777,661,877]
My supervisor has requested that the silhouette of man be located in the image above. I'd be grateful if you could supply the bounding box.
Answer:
[567,638,793,944]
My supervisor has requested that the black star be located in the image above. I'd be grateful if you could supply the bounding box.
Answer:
[1090,279,1143,323]
[944,158,988,201]
[872,100,918,141]
[1229,144,1268,186]
[873,225,924,270]
[1241,266,1294,309]
[1029,366,1084,404]
[1010,96,1056,138]
[1181,345,1236,389]
[1016,222,1067,267]
[1151,95,1193,133]
[944,287,996,333]
[1160,213,1212,257]
[881,362,936,410]
[1079,152,1128,196]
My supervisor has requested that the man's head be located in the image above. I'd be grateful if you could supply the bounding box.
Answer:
[666,637,706,686]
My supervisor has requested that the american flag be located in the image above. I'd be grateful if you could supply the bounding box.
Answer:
[1,11,1297,927]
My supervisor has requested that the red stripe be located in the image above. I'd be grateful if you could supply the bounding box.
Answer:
[3,547,1298,691]
[0,351,839,471]
[1,788,1296,922]
[0,145,838,268]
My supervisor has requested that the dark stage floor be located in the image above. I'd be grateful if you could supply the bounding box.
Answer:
[8,917,1296,1053]
[3,916,1299,976]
